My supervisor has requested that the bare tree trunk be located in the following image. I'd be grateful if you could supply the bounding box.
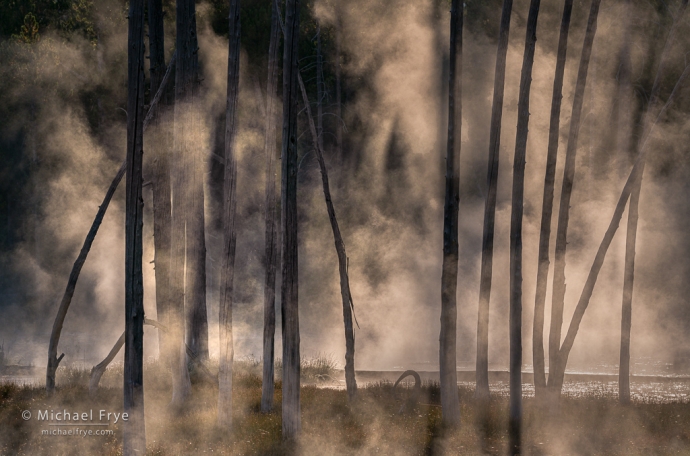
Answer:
[170,0,198,407]
[549,63,690,394]
[297,70,358,402]
[123,0,146,449]
[439,0,462,428]
[317,26,324,154]
[281,0,301,438]
[547,0,601,395]
[619,0,687,405]
[509,1,540,452]
[185,7,209,363]
[617,0,634,406]
[532,0,573,396]
[261,0,282,414]
[148,0,173,368]
[335,11,343,161]
[44,57,175,394]
[476,0,513,400]
[218,0,241,429]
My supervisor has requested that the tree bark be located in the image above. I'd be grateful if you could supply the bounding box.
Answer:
[281,0,301,439]
[549,62,690,394]
[619,0,688,405]
[147,0,173,368]
[334,10,343,161]
[170,0,199,407]
[218,0,241,429]
[45,57,175,395]
[439,0,462,428]
[617,0,634,406]
[123,0,146,449]
[509,1,540,452]
[476,0,513,400]
[261,0,282,414]
[532,0,573,396]
[547,0,601,394]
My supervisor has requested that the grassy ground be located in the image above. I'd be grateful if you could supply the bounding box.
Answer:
[1,360,690,455]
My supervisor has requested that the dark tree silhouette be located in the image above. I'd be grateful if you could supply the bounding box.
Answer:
[281,0,301,439]
[123,0,146,448]
[439,0,462,427]
[261,0,282,414]
[509,1,540,452]
[218,0,241,429]
[476,0,513,400]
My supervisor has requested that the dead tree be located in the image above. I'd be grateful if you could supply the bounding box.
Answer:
[476,0,513,400]
[547,0,601,396]
[548,63,690,394]
[509,1,540,452]
[532,0,573,395]
[148,0,174,368]
[170,0,199,406]
[334,9,343,161]
[439,0,462,427]
[45,55,176,395]
[185,6,209,363]
[297,70,358,402]
[218,0,241,429]
[123,0,146,449]
[281,0,301,438]
[619,0,688,405]
[261,0,282,413]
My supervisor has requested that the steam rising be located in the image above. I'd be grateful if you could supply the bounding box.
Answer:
[2,0,690,384]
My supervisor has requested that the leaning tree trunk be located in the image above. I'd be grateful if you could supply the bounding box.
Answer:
[547,0,601,396]
[476,0,513,400]
[297,70,358,402]
[439,0,463,428]
[532,0,573,396]
[218,0,241,429]
[147,0,174,368]
[548,63,690,394]
[45,56,175,395]
[334,11,343,162]
[123,0,146,449]
[261,0,282,413]
[281,0,301,438]
[509,1,540,452]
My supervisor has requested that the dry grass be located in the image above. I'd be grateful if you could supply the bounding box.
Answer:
[2,364,690,455]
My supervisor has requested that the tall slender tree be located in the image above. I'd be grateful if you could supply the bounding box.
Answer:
[439,0,463,427]
[147,0,173,368]
[123,0,146,449]
[509,1,540,452]
[218,0,241,428]
[170,0,198,406]
[281,0,301,438]
[185,6,209,362]
[548,0,601,396]
[532,0,573,396]
[476,0,513,400]
[261,0,282,414]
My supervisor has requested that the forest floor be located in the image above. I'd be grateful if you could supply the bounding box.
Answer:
[1,360,690,455]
